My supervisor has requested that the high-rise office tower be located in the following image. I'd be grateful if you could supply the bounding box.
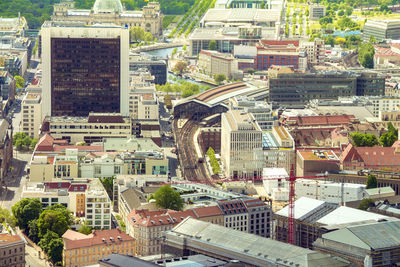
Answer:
[41,21,129,118]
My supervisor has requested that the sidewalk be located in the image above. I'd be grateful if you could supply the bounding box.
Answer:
[16,228,52,267]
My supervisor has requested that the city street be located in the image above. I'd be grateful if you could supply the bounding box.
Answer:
[0,152,31,210]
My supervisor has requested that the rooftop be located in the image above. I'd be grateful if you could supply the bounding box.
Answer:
[283,114,356,127]
[165,218,350,267]
[202,8,281,23]
[99,254,158,267]
[316,206,389,226]
[62,229,133,250]
[341,143,400,167]
[262,132,279,149]
[275,197,327,220]
[319,220,400,250]
[298,150,339,161]
[0,234,24,247]
[273,126,290,141]
[224,110,260,131]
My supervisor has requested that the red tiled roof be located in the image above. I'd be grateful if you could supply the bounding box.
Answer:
[127,206,222,228]
[286,115,355,126]
[63,229,133,250]
[35,133,54,151]
[375,46,400,58]
[341,143,400,167]
[192,206,222,217]
[391,43,400,50]
[0,234,23,247]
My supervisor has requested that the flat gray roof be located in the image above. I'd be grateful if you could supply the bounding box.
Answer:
[165,218,350,267]
[321,220,400,250]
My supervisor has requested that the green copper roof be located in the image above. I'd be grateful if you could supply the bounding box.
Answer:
[93,0,123,13]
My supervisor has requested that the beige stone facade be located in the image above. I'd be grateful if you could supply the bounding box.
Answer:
[63,229,134,267]
[21,92,41,138]
[52,0,162,37]
[0,234,25,267]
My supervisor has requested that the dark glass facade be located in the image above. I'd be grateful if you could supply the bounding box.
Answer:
[51,38,120,116]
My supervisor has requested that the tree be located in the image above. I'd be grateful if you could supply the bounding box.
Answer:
[207,147,220,175]
[12,198,42,230]
[366,174,377,189]
[153,185,183,211]
[380,132,397,147]
[319,16,333,26]
[350,132,378,147]
[335,37,346,46]
[173,61,187,74]
[28,219,39,243]
[37,209,69,238]
[144,32,153,42]
[358,42,375,69]
[47,238,64,264]
[38,230,64,264]
[214,74,226,85]
[209,40,217,51]
[388,122,398,137]
[358,198,375,210]
[378,121,398,148]
[130,27,146,43]
[38,230,59,252]
[285,22,289,36]
[0,207,16,227]
[13,132,35,151]
[325,35,335,46]
[47,204,74,225]
[78,222,92,235]
[14,76,24,88]
[338,18,358,30]
[30,138,38,149]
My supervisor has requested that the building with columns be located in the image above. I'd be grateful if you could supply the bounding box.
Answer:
[52,0,162,37]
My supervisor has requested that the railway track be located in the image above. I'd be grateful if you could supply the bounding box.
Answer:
[174,117,212,184]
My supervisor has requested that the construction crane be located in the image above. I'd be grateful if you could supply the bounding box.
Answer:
[164,169,328,245]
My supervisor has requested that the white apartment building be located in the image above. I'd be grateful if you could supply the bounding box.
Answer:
[86,179,112,230]
[21,92,42,138]
[295,179,366,204]
[80,153,124,178]
[221,110,263,179]
[22,184,71,209]
[262,167,367,203]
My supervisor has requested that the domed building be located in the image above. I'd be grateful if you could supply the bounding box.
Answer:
[51,0,162,37]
